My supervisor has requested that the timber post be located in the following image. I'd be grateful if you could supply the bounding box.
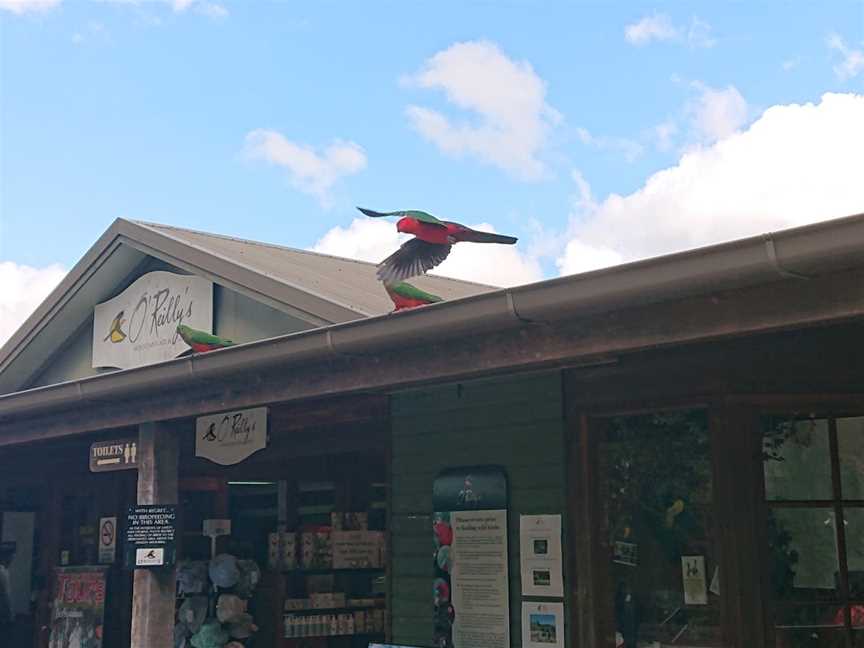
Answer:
[130,421,179,647]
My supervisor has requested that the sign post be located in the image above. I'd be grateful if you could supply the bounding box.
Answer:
[129,421,178,648]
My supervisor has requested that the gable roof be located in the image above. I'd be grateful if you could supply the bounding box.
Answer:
[0,218,492,393]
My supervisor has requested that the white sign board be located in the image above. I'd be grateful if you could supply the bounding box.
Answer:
[682,555,708,605]
[520,514,564,597]
[521,601,565,648]
[450,510,510,648]
[196,407,268,465]
[92,271,213,370]
[98,517,117,564]
[136,547,164,567]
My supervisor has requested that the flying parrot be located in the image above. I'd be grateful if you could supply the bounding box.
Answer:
[386,281,443,312]
[176,324,235,353]
[357,207,518,284]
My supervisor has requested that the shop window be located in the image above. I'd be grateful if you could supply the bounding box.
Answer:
[598,409,723,647]
[763,415,864,648]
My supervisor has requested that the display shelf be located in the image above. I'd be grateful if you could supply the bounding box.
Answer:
[283,605,385,614]
[281,567,385,575]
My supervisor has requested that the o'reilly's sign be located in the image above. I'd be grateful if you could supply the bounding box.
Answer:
[196,407,268,465]
[92,271,212,370]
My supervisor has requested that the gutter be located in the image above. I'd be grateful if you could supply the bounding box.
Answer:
[2,212,863,421]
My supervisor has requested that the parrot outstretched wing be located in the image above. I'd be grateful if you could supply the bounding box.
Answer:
[376,239,452,285]
[357,207,445,227]
[446,224,517,245]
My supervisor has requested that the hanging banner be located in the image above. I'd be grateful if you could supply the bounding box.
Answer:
[195,407,268,465]
[519,514,564,597]
[48,566,108,648]
[432,466,509,648]
[92,271,213,370]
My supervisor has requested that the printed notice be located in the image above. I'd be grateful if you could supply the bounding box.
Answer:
[124,505,177,569]
[450,510,510,648]
[521,601,564,648]
[682,555,708,605]
[519,515,563,597]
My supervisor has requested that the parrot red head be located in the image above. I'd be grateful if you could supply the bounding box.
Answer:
[396,217,417,234]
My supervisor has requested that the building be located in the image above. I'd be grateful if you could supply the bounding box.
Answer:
[1,213,863,648]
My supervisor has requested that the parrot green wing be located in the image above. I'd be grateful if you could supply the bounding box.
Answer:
[190,330,234,346]
[356,207,444,226]
[390,282,444,303]
[178,325,234,347]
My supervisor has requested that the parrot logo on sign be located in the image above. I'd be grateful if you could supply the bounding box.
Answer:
[103,310,127,344]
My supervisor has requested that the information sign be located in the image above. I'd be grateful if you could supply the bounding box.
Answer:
[124,505,177,569]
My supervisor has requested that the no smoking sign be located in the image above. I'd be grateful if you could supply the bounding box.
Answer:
[99,517,117,564]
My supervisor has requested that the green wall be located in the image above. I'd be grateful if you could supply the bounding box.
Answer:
[390,371,568,647]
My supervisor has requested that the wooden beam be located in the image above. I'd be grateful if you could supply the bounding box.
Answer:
[130,421,178,648]
[3,267,864,445]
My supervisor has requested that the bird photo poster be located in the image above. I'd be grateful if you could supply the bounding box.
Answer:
[432,467,510,648]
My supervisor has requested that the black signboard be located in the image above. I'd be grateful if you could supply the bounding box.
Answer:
[124,505,177,569]
[432,465,508,511]
[90,439,138,472]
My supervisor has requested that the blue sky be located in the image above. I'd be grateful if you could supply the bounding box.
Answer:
[1,0,863,340]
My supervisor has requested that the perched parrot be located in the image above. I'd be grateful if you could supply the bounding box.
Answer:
[176,324,235,353]
[104,310,127,343]
[386,281,443,311]
[357,207,518,284]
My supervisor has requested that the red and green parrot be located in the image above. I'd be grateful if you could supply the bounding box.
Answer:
[386,281,443,312]
[357,207,518,284]
[176,324,235,353]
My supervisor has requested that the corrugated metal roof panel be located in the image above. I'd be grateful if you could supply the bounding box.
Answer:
[133,221,493,316]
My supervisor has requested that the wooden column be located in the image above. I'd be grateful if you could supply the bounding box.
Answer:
[130,421,179,648]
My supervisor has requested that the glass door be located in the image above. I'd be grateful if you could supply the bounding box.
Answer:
[596,409,725,647]
[762,414,864,647]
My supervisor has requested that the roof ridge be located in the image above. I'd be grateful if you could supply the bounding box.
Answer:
[130,219,495,289]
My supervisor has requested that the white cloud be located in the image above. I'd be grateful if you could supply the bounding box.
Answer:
[243,129,367,206]
[98,0,227,18]
[0,0,60,14]
[828,33,864,81]
[782,57,801,72]
[652,120,678,152]
[625,13,715,48]
[558,93,864,275]
[687,83,749,144]
[404,40,560,181]
[625,13,678,45]
[0,262,66,347]
[313,218,541,287]
[576,127,643,163]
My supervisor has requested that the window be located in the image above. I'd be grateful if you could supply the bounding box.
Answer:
[598,410,724,647]
[763,415,864,648]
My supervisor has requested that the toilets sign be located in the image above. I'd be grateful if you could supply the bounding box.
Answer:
[90,439,138,473]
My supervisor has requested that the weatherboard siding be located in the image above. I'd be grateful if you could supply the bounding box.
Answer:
[390,371,568,647]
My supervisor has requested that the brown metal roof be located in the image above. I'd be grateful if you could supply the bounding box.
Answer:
[131,220,492,317]
[0,218,493,394]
